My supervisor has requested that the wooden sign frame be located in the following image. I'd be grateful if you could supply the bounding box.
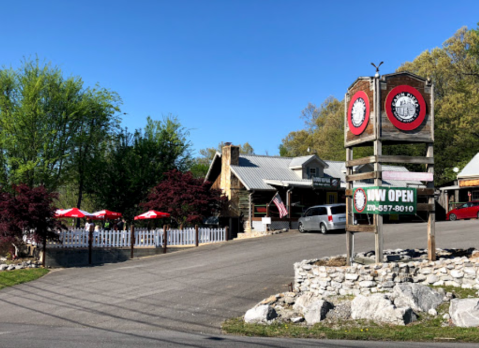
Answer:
[344,72,435,265]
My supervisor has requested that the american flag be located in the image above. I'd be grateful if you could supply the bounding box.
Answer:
[272,192,288,218]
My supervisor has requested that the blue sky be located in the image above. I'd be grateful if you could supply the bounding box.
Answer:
[2,1,478,156]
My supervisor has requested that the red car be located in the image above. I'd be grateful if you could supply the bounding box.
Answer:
[447,201,479,221]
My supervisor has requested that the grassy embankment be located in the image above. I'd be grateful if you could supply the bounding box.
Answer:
[0,268,49,291]
[223,286,479,342]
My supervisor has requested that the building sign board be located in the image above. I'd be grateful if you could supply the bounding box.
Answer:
[312,177,340,189]
[385,85,427,131]
[459,179,479,188]
[348,91,370,135]
[262,217,271,225]
[382,171,433,182]
[353,186,417,215]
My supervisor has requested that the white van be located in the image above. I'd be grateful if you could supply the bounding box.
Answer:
[298,204,346,234]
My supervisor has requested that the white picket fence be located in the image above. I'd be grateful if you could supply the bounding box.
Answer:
[26,227,226,249]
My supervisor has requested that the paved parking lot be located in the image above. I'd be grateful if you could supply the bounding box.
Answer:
[0,220,477,337]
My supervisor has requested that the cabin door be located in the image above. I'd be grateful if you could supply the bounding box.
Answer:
[326,192,338,204]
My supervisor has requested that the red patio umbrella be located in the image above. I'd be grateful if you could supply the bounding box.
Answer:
[55,208,94,218]
[134,210,170,220]
[92,210,122,220]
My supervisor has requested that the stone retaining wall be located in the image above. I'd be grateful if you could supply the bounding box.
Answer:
[294,249,479,297]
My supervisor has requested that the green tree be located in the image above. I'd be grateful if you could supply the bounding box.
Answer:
[87,116,192,221]
[397,26,479,184]
[0,58,121,194]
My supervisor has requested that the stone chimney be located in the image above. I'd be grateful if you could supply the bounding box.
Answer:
[220,144,240,200]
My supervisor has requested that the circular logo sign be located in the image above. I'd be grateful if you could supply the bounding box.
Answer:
[353,188,367,213]
[348,91,370,135]
[385,85,426,131]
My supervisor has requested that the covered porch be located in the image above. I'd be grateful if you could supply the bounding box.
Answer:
[245,181,345,232]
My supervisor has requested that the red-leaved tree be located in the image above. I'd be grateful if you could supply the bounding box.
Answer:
[142,170,225,225]
[0,184,62,252]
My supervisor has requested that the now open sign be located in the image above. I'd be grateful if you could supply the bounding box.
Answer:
[353,186,417,215]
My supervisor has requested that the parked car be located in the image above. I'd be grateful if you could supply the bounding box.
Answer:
[298,204,346,234]
[446,201,479,221]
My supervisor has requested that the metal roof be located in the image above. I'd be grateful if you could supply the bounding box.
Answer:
[228,155,423,190]
[288,155,329,169]
[458,152,479,179]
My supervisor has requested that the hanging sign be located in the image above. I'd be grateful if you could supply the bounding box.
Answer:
[382,171,433,182]
[385,85,426,131]
[348,91,370,135]
[312,177,340,189]
[353,186,417,215]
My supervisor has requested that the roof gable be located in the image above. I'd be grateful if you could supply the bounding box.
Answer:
[289,154,329,169]
[458,152,479,178]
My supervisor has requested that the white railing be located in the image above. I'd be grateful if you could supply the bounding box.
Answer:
[32,227,226,249]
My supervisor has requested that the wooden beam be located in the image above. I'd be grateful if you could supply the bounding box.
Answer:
[345,171,379,182]
[374,135,383,264]
[346,225,377,233]
[377,155,434,165]
[346,156,376,167]
[426,142,436,261]
[417,203,435,212]
[417,188,435,196]
[346,147,353,266]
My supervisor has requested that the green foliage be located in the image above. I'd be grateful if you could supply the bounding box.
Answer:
[280,25,479,185]
[0,58,121,197]
[0,268,49,291]
[86,115,192,222]
[222,316,479,342]
[280,98,372,160]
[397,26,479,185]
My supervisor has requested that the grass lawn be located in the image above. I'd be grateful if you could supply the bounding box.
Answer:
[0,268,49,291]
[222,286,479,342]
[223,317,479,342]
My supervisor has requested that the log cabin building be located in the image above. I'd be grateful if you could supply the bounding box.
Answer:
[206,144,423,237]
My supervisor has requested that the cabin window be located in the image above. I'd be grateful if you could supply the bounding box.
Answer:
[309,168,317,178]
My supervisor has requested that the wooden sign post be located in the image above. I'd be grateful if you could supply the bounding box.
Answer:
[344,72,435,265]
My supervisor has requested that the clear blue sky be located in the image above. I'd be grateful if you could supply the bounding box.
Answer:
[2,0,478,156]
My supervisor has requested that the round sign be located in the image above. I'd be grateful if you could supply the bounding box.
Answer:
[348,91,370,135]
[385,85,426,131]
[353,188,367,213]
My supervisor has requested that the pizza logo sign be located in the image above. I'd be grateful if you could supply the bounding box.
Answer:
[353,188,367,213]
[348,91,370,135]
[385,85,426,131]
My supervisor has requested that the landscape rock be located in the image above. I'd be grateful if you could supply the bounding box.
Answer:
[284,296,295,305]
[244,305,277,324]
[325,301,351,321]
[359,281,376,288]
[303,299,334,325]
[449,298,479,327]
[291,317,303,323]
[392,283,443,312]
[0,264,7,271]
[351,294,416,325]
[292,292,316,313]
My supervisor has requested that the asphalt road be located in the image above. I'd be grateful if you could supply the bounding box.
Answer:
[0,220,478,347]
